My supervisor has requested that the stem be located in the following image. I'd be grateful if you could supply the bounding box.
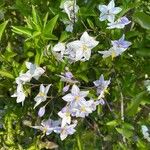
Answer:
[120,92,124,121]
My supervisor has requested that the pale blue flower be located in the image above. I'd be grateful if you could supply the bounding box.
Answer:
[98,35,131,59]
[63,85,70,93]
[54,121,77,140]
[111,34,132,49]
[107,16,131,29]
[38,106,46,117]
[93,74,110,98]
[99,0,122,22]
[32,119,61,135]
[71,99,100,118]
[62,84,89,106]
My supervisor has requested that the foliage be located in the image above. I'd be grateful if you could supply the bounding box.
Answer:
[0,0,150,149]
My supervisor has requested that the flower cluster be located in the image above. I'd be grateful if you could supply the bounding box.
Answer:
[11,0,133,142]
[99,0,130,29]
[31,73,110,140]
[11,62,45,105]
[52,31,99,62]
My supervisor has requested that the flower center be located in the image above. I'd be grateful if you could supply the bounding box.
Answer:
[39,92,45,97]
[82,44,88,51]
[75,96,80,101]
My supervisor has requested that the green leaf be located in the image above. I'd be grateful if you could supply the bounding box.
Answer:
[0,70,14,79]
[126,91,146,116]
[87,18,94,29]
[12,26,34,36]
[59,31,70,42]
[133,12,150,30]
[43,15,59,34]
[0,20,8,41]
[106,120,118,127]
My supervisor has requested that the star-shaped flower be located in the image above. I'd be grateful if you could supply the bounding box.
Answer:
[99,0,122,22]
[54,121,77,140]
[107,16,131,29]
[25,62,45,80]
[66,31,99,61]
[93,74,110,98]
[11,83,26,105]
[52,42,66,61]
[58,106,72,127]
[32,119,61,135]
[34,84,51,108]
[98,35,131,59]
[62,84,89,106]
[61,0,79,21]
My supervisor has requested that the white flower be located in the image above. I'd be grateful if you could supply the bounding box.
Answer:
[54,121,77,140]
[61,0,79,21]
[16,72,32,85]
[52,42,66,60]
[141,125,150,142]
[62,84,89,105]
[25,62,45,80]
[58,106,71,127]
[99,0,122,22]
[66,31,99,61]
[34,84,51,108]
[107,16,131,29]
[11,84,26,105]
[98,35,131,59]
[32,119,61,135]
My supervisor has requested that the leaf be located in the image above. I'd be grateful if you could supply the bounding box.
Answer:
[126,91,146,116]
[87,18,94,29]
[133,12,150,30]
[0,70,14,79]
[12,26,34,36]
[59,31,70,42]
[39,141,58,149]
[43,15,59,34]
[0,20,8,41]
[106,120,118,127]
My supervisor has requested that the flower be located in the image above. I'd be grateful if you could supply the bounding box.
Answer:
[16,72,32,85]
[52,42,66,60]
[70,99,101,118]
[25,62,45,80]
[66,31,99,61]
[99,0,122,22]
[54,121,77,140]
[11,83,26,105]
[32,119,61,135]
[61,0,79,21]
[111,34,132,50]
[144,80,150,93]
[34,84,51,108]
[58,106,71,127]
[107,16,131,29]
[141,125,150,142]
[38,106,46,117]
[58,71,78,84]
[93,74,110,98]
[98,35,131,59]
[62,84,89,106]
